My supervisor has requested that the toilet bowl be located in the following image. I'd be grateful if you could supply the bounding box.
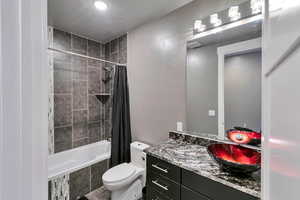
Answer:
[102,142,149,200]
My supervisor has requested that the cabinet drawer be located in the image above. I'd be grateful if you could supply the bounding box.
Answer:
[147,187,172,200]
[181,186,211,200]
[147,155,181,182]
[148,171,180,200]
[182,169,259,200]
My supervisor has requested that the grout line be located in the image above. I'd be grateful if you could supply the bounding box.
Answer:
[88,121,102,124]
[88,93,111,95]
[54,124,73,129]
[73,137,89,143]
[102,44,106,140]
[53,93,72,96]
[87,65,104,70]
[89,164,92,193]
[73,108,88,112]
[71,35,74,149]
[72,79,88,82]
[87,40,90,145]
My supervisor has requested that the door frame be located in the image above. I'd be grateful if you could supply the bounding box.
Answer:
[261,0,300,200]
[0,0,48,199]
[217,38,262,139]
[0,0,3,198]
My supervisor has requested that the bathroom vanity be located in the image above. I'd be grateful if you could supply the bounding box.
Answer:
[145,132,260,200]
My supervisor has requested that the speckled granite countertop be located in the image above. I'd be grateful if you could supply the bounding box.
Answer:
[144,132,261,198]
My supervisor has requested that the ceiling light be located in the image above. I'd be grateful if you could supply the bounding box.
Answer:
[194,20,206,32]
[251,0,262,14]
[94,1,108,11]
[228,6,241,21]
[210,14,222,27]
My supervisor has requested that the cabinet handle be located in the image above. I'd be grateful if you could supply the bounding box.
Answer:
[152,164,168,173]
[152,180,169,191]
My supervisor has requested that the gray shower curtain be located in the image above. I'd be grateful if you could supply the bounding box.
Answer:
[110,66,132,167]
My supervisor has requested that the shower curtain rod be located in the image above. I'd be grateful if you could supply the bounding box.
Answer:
[48,47,127,67]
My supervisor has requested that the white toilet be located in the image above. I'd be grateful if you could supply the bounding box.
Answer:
[102,142,149,200]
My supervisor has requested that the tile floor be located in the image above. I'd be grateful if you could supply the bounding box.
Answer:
[85,187,145,200]
[85,187,110,200]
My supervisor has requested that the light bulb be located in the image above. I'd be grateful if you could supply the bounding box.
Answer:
[251,0,262,14]
[210,14,222,27]
[228,6,241,21]
[194,20,206,32]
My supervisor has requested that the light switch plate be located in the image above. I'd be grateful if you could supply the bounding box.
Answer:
[177,121,183,131]
[208,110,216,117]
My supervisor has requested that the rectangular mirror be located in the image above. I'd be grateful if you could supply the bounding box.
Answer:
[219,38,262,138]
[225,52,262,131]
[186,13,262,140]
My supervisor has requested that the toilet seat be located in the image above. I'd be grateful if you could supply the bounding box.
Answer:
[103,163,136,183]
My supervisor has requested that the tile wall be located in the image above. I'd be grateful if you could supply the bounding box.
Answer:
[49,159,109,200]
[52,28,107,153]
[48,27,127,200]
[69,160,109,200]
[103,35,128,136]
[49,29,127,154]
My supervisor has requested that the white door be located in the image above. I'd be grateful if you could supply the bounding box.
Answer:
[0,0,48,200]
[263,0,300,199]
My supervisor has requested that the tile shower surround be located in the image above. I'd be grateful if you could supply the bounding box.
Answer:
[49,28,127,153]
[49,159,109,200]
[48,28,127,200]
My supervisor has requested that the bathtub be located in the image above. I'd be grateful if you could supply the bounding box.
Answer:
[48,140,111,180]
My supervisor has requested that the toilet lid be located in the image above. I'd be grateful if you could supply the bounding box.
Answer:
[103,163,136,183]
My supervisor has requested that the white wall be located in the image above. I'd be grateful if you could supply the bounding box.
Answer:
[186,45,219,134]
[127,0,248,144]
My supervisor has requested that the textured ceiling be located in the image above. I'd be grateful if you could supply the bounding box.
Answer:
[48,0,194,42]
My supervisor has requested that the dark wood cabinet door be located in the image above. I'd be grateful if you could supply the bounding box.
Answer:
[147,155,181,182]
[148,171,180,200]
[146,155,259,200]
[181,186,211,200]
[147,187,173,200]
[182,169,259,200]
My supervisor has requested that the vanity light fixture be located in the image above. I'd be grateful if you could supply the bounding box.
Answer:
[251,0,262,14]
[210,14,222,27]
[228,6,241,21]
[194,20,206,32]
[94,0,108,11]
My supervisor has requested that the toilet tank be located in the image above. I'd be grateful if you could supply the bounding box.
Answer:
[130,142,149,168]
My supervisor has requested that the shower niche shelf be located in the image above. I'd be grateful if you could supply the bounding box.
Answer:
[95,93,111,103]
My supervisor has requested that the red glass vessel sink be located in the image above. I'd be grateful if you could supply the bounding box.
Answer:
[227,127,261,145]
[207,143,261,174]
